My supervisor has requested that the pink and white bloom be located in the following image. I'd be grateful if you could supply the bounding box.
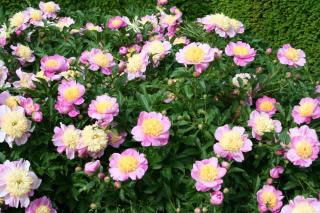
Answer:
[26,8,44,26]
[11,43,35,65]
[107,130,127,148]
[87,48,116,75]
[52,123,81,159]
[84,160,101,175]
[125,53,149,81]
[176,42,216,74]
[0,91,20,109]
[288,125,318,141]
[83,22,103,32]
[173,36,190,46]
[291,98,320,124]
[40,55,70,78]
[225,41,256,66]
[107,16,129,30]
[269,166,284,179]
[214,124,252,162]
[191,157,227,192]
[25,196,57,213]
[0,159,41,208]
[19,97,41,115]
[109,148,148,181]
[39,1,60,19]
[131,111,171,146]
[142,40,172,65]
[280,196,320,213]
[159,8,182,37]
[0,27,7,47]
[256,96,278,116]
[210,191,224,205]
[88,94,119,124]
[247,111,282,140]
[13,68,36,89]
[0,105,32,147]
[257,185,283,213]
[55,17,75,30]
[0,60,8,87]
[9,11,29,34]
[277,44,306,67]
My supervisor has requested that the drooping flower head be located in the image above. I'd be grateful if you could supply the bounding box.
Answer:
[26,7,44,26]
[280,196,320,213]
[131,111,171,146]
[256,185,284,213]
[142,40,172,65]
[0,159,41,208]
[277,44,306,67]
[175,42,216,74]
[125,53,149,81]
[87,48,116,75]
[109,148,148,181]
[213,124,252,162]
[256,96,278,116]
[9,11,29,33]
[107,130,127,148]
[25,196,57,213]
[13,68,36,89]
[191,157,227,192]
[107,16,129,29]
[247,111,282,140]
[40,55,70,78]
[11,44,35,65]
[291,98,320,124]
[52,123,81,159]
[0,105,32,147]
[225,41,256,66]
[39,1,60,19]
[55,17,75,30]
[88,94,119,124]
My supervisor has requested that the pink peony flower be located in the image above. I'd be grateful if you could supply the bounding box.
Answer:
[26,7,44,26]
[55,17,75,30]
[173,36,190,46]
[225,41,256,66]
[124,53,149,80]
[39,1,60,19]
[107,16,129,30]
[88,94,119,124]
[86,48,116,75]
[191,157,226,192]
[0,159,41,208]
[107,130,127,148]
[257,185,283,213]
[131,111,171,146]
[157,0,168,6]
[210,191,224,205]
[40,55,70,78]
[277,44,306,67]
[291,97,320,124]
[13,68,36,89]
[288,125,318,141]
[175,42,217,75]
[57,80,85,105]
[9,11,30,34]
[141,40,172,65]
[256,96,278,116]
[25,196,57,213]
[83,22,103,32]
[10,43,35,65]
[269,166,284,179]
[84,160,101,175]
[159,7,182,37]
[52,123,81,159]
[213,124,252,162]
[280,195,320,213]
[19,97,41,116]
[32,111,43,122]
[0,91,20,109]
[247,111,282,140]
[109,148,148,181]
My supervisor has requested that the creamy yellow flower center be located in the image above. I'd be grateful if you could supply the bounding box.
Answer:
[30,10,42,21]
[35,205,51,213]
[220,130,243,152]
[111,19,122,27]
[164,15,176,25]
[299,102,314,117]
[296,140,313,159]
[127,54,142,73]
[82,126,108,152]
[93,53,109,67]
[1,111,28,138]
[17,45,32,59]
[149,41,165,55]
[230,19,241,30]
[260,101,274,112]
[217,17,231,31]
[5,96,18,108]
[5,168,33,197]
[10,12,25,27]
[45,59,59,68]
[199,164,218,182]
[63,86,80,101]
[292,202,316,213]
[118,156,138,173]
[35,71,49,81]
[43,2,56,13]
[233,46,249,56]
[285,48,299,62]
[62,128,80,149]
[141,118,164,136]
[95,101,113,114]
[184,46,205,63]
[255,115,274,135]
[261,191,277,208]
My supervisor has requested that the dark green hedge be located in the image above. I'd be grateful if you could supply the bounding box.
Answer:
[1,0,319,70]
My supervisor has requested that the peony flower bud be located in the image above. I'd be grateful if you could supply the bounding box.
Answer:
[119,46,128,55]
[157,0,168,6]
[98,172,105,180]
[210,191,224,205]
[269,166,284,179]
[84,160,100,175]
[266,48,272,54]
[32,111,43,122]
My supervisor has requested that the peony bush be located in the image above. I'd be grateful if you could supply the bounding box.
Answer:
[0,0,320,212]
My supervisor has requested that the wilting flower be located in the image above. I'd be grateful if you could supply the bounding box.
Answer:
[26,8,44,26]
[107,130,127,148]
[88,94,119,124]
[86,48,116,75]
[131,111,171,146]
[225,41,256,66]
[0,27,7,47]
[25,196,57,213]
[213,124,252,162]
[232,73,253,87]
[0,91,20,109]
[40,55,70,78]
[52,123,81,159]
[256,96,278,116]
[125,53,149,80]
[39,1,60,19]
[78,125,108,158]
[109,148,148,181]
[0,105,32,147]
[269,166,284,179]
[291,98,320,124]
[11,44,35,65]
[0,60,8,87]
[84,160,101,175]
[13,68,36,89]
[191,157,227,192]
[83,22,103,32]
[176,42,216,74]
[142,40,172,65]
[210,191,224,205]
[247,111,282,140]
[0,159,41,208]
[197,13,244,38]
[280,196,320,213]
[9,11,29,33]
[55,17,75,30]
[277,44,306,67]
[107,16,129,29]
[257,185,283,213]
